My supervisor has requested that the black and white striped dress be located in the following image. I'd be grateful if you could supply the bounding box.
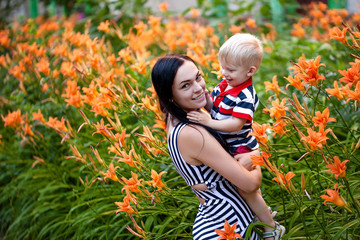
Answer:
[168,123,259,240]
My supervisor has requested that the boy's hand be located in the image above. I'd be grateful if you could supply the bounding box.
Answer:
[187,109,211,125]
[234,149,260,171]
[204,90,213,112]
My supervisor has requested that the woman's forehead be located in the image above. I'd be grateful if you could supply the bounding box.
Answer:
[175,61,198,81]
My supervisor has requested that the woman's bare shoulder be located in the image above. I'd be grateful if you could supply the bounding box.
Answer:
[178,124,211,144]
[177,124,210,163]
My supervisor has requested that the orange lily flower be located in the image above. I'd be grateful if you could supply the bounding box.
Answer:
[214,220,242,240]
[229,25,242,34]
[271,119,288,137]
[27,42,38,54]
[46,116,68,133]
[107,53,117,67]
[263,98,288,120]
[0,30,10,47]
[285,75,305,91]
[108,143,121,156]
[52,44,67,57]
[291,23,306,38]
[35,58,50,76]
[41,83,49,92]
[158,2,169,12]
[92,118,114,139]
[312,107,336,127]
[0,55,6,66]
[297,56,326,86]
[346,82,360,103]
[329,26,348,44]
[100,163,120,182]
[338,63,360,87]
[22,122,34,137]
[190,8,200,18]
[60,61,76,78]
[148,15,161,27]
[62,80,83,108]
[326,156,349,180]
[69,48,85,63]
[91,104,109,117]
[118,47,133,63]
[82,81,99,105]
[264,75,283,96]
[325,81,344,100]
[122,172,143,193]
[320,183,348,209]
[250,152,272,171]
[153,119,166,131]
[132,57,148,75]
[299,17,311,26]
[249,122,270,145]
[310,8,324,19]
[97,20,110,33]
[2,109,23,128]
[245,18,256,28]
[300,125,330,151]
[273,171,296,191]
[9,63,25,80]
[115,129,129,148]
[117,148,137,167]
[115,194,135,214]
[147,169,166,189]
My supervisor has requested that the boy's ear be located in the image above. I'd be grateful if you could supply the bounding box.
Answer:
[247,66,257,76]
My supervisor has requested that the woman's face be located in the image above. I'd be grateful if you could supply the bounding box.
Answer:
[172,60,207,112]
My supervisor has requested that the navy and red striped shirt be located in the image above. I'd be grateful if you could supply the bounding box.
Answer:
[210,77,259,153]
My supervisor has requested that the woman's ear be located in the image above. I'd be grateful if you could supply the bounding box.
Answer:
[247,66,257,77]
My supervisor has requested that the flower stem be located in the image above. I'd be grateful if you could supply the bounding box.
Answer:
[342,178,360,216]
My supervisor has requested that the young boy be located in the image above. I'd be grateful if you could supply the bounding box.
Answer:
[187,33,285,239]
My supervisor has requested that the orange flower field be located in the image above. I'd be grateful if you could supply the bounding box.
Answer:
[1,1,360,239]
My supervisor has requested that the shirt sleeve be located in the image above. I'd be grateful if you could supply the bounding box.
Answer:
[232,91,256,122]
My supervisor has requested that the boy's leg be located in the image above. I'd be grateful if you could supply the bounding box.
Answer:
[237,188,275,233]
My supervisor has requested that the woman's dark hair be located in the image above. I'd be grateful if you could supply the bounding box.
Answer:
[151,54,229,151]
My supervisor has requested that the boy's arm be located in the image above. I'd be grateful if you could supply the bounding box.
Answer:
[187,110,247,132]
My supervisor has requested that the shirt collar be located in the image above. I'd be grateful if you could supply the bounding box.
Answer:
[218,77,253,96]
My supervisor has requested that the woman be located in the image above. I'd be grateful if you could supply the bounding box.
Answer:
[151,54,261,239]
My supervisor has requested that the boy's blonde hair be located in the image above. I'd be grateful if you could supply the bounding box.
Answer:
[219,33,263,69]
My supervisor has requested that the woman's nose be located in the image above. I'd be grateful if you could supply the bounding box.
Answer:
[194,81,203,92]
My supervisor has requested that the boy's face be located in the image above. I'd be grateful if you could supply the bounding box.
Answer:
[220,60,254,88]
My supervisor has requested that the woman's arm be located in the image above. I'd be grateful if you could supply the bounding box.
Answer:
[178,125,262,193]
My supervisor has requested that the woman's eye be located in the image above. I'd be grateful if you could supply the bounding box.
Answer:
[182,83,190,88]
